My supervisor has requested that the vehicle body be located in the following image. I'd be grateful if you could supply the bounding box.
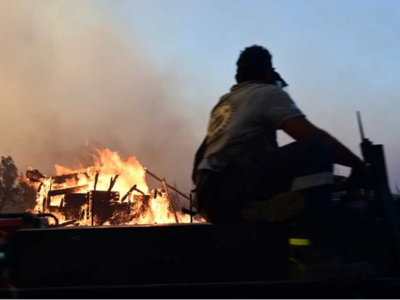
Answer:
[1,113,400,298]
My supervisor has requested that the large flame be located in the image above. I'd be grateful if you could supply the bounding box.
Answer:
[29,148,202,226]
[55,149,149,196]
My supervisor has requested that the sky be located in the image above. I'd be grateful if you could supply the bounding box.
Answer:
[0,0,399,191]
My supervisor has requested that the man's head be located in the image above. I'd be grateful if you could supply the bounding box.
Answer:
[235,45,288,87]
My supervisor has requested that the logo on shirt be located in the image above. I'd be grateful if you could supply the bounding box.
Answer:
[207,103,234,138]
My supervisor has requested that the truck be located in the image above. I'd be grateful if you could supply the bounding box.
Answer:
[0,112,400,298]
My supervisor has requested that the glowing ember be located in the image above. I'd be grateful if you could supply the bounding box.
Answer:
[27,148,203,226]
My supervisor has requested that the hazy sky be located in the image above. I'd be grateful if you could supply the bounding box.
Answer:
[0,0,399,191]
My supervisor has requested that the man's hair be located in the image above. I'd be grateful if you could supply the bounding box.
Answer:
[235,45,273,83]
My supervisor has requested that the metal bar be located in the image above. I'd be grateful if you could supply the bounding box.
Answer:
[162,178,179,224]
[145,169,190,201]
[356,111,365,141]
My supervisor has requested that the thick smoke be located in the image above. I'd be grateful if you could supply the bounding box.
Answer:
[0,0,203,191]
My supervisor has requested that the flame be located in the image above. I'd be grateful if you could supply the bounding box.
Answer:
[55,149,149,195]
[29,148,203,226]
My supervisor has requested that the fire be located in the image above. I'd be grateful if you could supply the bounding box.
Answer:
[28,148,203,226]
[55,149,149,196]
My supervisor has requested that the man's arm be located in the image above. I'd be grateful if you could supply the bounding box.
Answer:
[280,116,364,169]
[261,87,365,171]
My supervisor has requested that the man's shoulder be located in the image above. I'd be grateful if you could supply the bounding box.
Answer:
[228,83,282,96]
[242,85,290,106]
[256,84,287,96]
[218,83,289,107]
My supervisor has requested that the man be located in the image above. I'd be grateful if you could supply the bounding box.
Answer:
[190,45,374,279]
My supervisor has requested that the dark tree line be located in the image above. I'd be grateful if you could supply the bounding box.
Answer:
[0,156,37,213]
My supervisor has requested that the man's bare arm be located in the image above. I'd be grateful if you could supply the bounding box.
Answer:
[280,116,364,169]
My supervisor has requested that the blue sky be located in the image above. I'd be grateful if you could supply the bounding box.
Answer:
[1,0,399,191]
[104,0,400,187]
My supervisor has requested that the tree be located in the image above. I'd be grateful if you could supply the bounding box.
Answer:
[0,156,37,213]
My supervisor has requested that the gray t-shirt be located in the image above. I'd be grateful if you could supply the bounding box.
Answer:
[197,82,304,172]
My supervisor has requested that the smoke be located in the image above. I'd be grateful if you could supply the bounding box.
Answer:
[0,0,203,191]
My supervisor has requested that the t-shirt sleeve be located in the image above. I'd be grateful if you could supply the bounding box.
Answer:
[261,88,305,129]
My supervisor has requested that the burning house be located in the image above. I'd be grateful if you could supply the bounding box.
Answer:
[25,149,202,226]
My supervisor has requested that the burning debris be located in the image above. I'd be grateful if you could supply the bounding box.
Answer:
[25,149,203,226]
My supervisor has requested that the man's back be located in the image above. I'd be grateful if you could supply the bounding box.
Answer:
[197,81,303,175]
